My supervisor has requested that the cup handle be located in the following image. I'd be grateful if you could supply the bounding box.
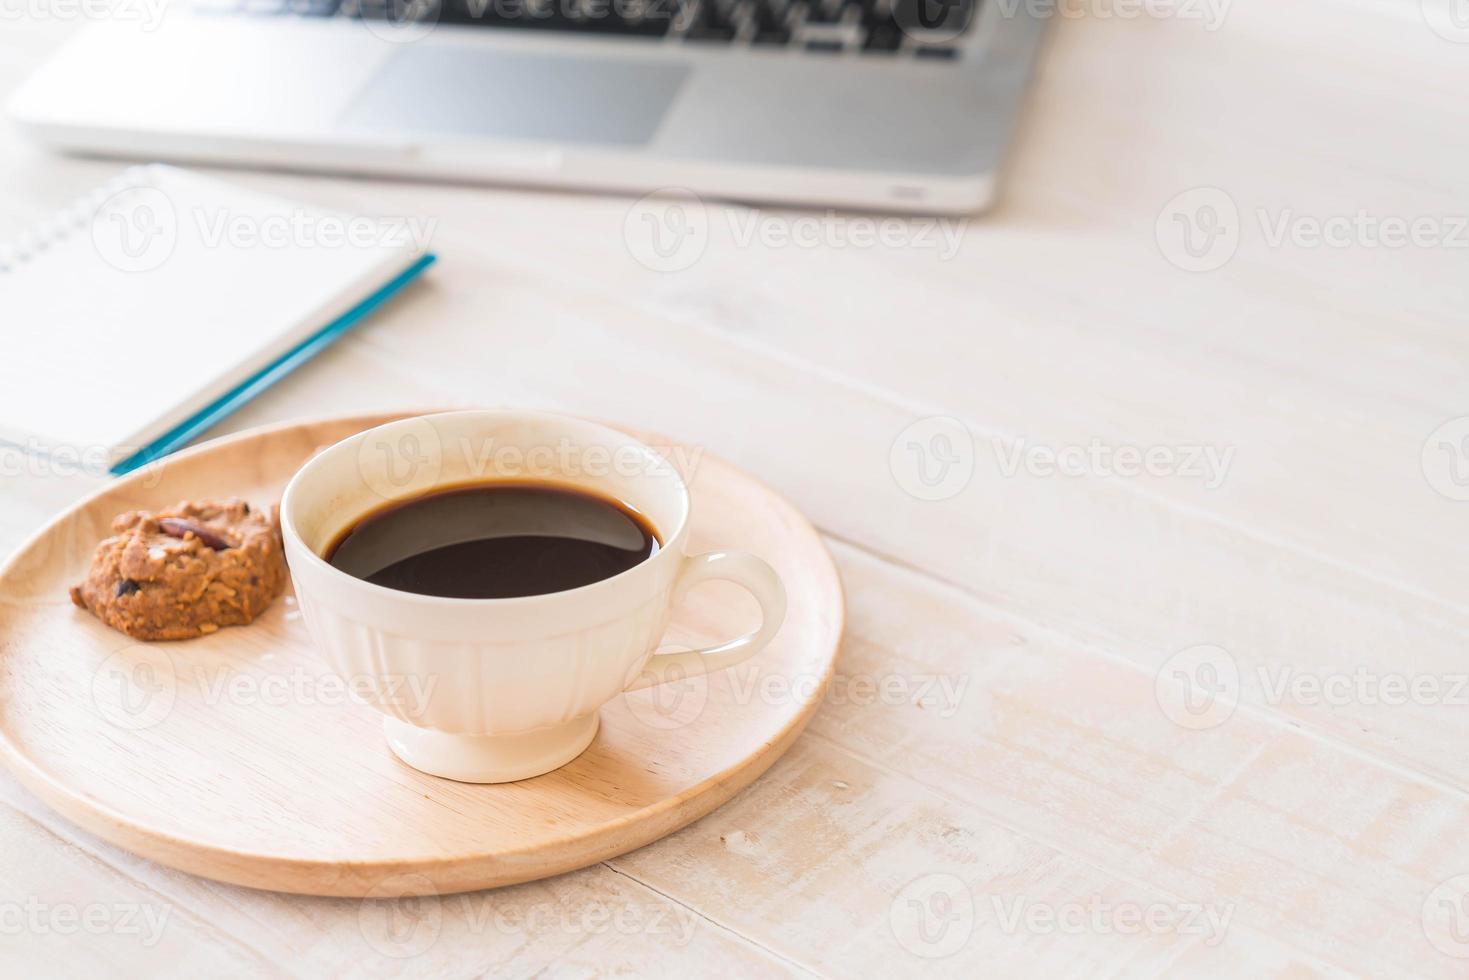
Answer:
[625,551,787,692]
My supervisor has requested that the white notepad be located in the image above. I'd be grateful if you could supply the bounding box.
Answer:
[0,165,434,474]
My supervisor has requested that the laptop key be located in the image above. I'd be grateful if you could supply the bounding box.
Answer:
[684,21,737,38]
[892,0,975,36]
[862,20,901,50]
[188,0,246,12]
[754,1,787,26]
[433,0,677,34]
[287,0,342,13]
[342,0,398,19]
[283,0,924,46]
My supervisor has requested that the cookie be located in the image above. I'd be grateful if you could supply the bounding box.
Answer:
[69,498,288,641]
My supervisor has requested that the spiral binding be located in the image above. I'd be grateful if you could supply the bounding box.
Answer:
[0,165,162,273]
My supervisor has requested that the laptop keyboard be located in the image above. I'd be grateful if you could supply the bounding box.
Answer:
[206,0,977,57]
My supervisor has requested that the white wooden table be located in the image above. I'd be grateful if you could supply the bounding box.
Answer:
[4,3,1468,976]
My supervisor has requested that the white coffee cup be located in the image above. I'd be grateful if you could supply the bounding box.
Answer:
[280,410,786,783]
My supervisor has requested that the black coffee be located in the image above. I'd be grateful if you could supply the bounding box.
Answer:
[325,483,660,599]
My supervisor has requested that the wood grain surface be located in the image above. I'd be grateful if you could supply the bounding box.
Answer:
[2,1,1468,976]
[0,413,844,896]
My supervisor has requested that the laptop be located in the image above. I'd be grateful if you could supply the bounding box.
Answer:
[8,0,1048,213]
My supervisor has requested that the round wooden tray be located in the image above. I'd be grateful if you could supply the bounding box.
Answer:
[0,413,844,897]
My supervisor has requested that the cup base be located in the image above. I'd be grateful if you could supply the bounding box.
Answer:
[383,712,600,783]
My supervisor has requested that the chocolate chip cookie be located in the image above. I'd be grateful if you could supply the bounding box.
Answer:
[69,498,288,641]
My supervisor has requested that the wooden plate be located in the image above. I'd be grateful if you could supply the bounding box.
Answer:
[0,413,844,897]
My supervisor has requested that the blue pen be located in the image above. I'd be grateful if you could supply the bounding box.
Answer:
[110,253,436,477]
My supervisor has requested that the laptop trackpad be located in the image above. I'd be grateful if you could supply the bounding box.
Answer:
[338,46,688,146]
